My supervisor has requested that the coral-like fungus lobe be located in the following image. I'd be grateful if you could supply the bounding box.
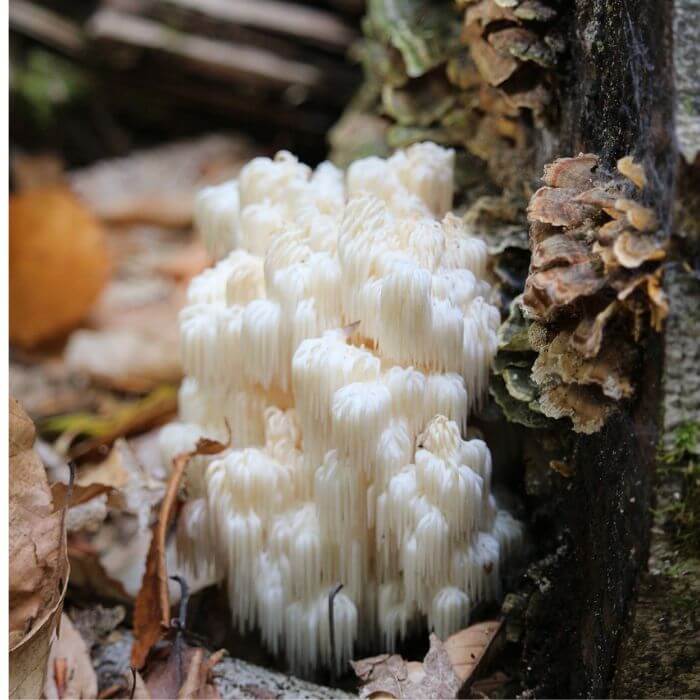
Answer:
[162,143,524,674]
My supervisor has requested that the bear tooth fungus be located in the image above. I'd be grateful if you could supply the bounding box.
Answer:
[162,143,524,675]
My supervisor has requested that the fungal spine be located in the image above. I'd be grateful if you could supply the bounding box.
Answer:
[162,143,523,675]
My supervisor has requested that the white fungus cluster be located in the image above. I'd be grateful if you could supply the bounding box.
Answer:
[161,143,523,676]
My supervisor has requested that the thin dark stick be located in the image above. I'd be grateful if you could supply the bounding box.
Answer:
[129,667,136,700]
[328,582,344,681]
[170,575,190,689]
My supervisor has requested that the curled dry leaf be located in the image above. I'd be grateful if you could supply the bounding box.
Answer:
[131,434,230,669]
[443,620,503,684]
[177,648,224,700]
[9,187,110,348]
[353,622,502,699]
[9,398,69,699]
[44,614,98,700]
[69,135,253,227]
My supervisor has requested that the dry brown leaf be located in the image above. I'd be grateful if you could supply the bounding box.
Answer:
[65,328,182,393]
[47,386,179,462]
[9,398,66,639]
[9,398,69,698]
[132,670,153,700]
[353,621,503,699]
[52,482,115,511]
[131,435,230,668]
[69,135,253,227]
[9,187,110,348]
[144,645,223,700]
[177,648,224,699]
[443,620,503,683]
[44,614,98,700]
[10,578,68,700]
[52,444,133,513]
[67,535,132,603]
[354,635,461,699]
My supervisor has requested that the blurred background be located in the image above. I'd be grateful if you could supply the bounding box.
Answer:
[9,0,364,423]
[10,0,363,166]
[9,4,365,688]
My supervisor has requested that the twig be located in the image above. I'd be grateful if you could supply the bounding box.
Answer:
[58,461,75,567]
[328,582,344,681]
[129,667,136,700]
[170,575,191,689]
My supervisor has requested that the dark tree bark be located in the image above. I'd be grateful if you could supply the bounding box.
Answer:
[519,0,699,696]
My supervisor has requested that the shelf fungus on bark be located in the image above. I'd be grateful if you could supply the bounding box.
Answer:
[515,152,668,433]
[160,143,524,675]
[331,0,563,201]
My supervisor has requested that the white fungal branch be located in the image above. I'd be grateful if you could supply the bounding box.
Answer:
[162,142,523,675]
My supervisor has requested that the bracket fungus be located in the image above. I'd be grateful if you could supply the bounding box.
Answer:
[160,143,523,675]
[506,152,669,433]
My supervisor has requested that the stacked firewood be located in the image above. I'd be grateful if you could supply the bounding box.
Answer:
[10,0,363,162]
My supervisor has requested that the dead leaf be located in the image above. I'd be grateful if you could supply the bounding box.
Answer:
[418,634,462,699]
[444,621,504,685]
[51,443,133,512]
[10,577,68,700]
[131,435,230,668]
[65,328,182,393]
[42,385,178,461]
[132,670,153,699]
[549,460,574,477]
[9,398,66,639]
[353,622,503,699]
[69,135,253,227]
[10,187,110,348]
[9,397,69,698]
[67,535,132,603]
[44,614,98,700]
[143,644,223,700]
[355,635,461,699]
[52,482,115,511]
[177,648,224,699]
